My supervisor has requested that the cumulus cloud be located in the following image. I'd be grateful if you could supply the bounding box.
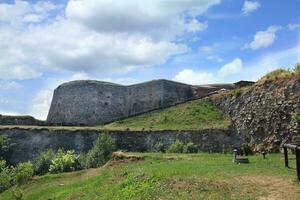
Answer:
[0,0,220,81]
[245,25,281,50]
[0,81,22,90]
[173,58,243,85]
[242,1,260,15]
[218,58,243,77]
[173,69,215,85]
[30,90,53,120]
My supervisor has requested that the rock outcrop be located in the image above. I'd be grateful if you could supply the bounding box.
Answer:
[47,79,240,126]
[211,75,300,152]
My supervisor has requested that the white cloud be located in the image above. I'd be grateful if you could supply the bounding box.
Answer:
[287,23,300,31]
[0,0,221,81]
[173,69,215,85]
[30,89,53,120]
[207,55,224,63]
[242,1,260,15]
[186,20,208,32]
[245,25,281,50]
[0,110,23,116]
[0,81,22,90]
[218,58,243,77]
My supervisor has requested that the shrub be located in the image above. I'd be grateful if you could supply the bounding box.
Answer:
[85,134,116,168]
[49,150,78,174]
[167,140,184,153]
[231,89,242,97]
[183,142,198,153]
[0,164,14,192]
[154,142,165,153]
[0,135,11,161]
[0,161,33,192]
[33,149,55,175]
[13,162,34,185]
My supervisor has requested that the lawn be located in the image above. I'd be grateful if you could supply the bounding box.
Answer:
[0,153,299,200]
[104,100,231,130]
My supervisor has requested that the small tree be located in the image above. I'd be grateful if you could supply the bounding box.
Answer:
[13,162,34,185]
[33,149,55,175]
[49,150,78,173]
[85,134,116,168]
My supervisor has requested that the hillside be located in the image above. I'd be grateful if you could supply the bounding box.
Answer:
[1,153,299,200]
[104,100,231,130]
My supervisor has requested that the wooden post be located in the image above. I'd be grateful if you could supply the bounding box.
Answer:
[296,148,300,181]
[284,147,289,168]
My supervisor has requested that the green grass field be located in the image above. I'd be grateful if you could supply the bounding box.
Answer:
[104,100,231,130]
[1,153,299,200]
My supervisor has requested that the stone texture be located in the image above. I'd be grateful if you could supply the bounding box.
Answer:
[0,115,45,126]
[0,127,243,164]
[211,75,300,152]
[47,79,239,126]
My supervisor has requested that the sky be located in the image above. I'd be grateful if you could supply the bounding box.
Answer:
[0,0,299,120]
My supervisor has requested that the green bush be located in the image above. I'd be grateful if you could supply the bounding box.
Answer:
[183,142,198,153]
[0,135,11,161]
[167,140,184,153]
[32,149,55,175]
[49,150,78,174]
[14,162,34,185]
[154,142,165,153]
[0,161,33,192]
[85,134,116,168]
[231,89,242,97]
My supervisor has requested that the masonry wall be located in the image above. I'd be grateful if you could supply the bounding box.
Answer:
[0,128,243,164]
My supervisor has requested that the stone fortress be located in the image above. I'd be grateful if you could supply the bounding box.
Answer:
[46,79,246,126]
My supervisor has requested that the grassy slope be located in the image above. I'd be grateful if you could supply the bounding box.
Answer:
[104,100,231,130]
[1,153,299,200]
[0,100,230,131]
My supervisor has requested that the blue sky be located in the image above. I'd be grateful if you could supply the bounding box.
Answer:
[0,0,299,119]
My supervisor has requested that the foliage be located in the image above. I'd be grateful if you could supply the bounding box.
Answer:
[49,150,78,174]
[13,162,34,185]
[1,153,299,199]
[0,135,11,161]
[154,142,165,153]
[32,149,55,175]
[85,134,116,168]
[105,100,231,130]
[167,140,184,153]
[0,161,33,193]
[183,142,198,153]
[231,89,242,97]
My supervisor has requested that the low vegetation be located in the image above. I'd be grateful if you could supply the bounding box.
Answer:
[258,63,300,84]
[105,100,231,130]
[0,153,299,200]
[0,134,116,193]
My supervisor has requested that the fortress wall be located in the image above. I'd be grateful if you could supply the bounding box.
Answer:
[0,128,244,165]
[47,80,198,126]
[0,115,45,126]
[47,81,127,125]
